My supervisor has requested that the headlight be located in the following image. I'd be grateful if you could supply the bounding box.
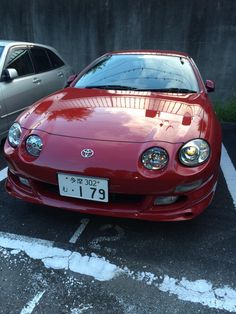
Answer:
[25,135,43,157]
[8,123,22,147]
[179,139,210,166]
[141,147,169,170]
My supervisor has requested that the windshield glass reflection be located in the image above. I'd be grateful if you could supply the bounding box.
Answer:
[75,54,199,93]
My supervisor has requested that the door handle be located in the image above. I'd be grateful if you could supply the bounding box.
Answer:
[57,71,64,78]
[33,78,42,84]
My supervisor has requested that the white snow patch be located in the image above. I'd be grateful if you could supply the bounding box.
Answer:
[0,231,122,281]
[69,252,118,281]
[43,255,70,270]
[135,271,158,285]
[214,286,236,299]
[10,249,21,255]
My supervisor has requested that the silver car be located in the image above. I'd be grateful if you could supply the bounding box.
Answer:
[0,40,73,142]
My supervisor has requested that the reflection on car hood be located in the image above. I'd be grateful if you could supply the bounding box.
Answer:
[18,88,207,143]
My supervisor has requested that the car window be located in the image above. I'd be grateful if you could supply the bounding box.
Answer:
[46,49,64,68]
[75,54,199,92]
[6,48,34,77]
[30,47,52,73]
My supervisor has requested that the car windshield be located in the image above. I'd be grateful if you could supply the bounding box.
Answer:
[0,46,4,58]
[75,54,199,93]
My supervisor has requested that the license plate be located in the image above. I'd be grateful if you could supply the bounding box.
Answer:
[58,173,109,203]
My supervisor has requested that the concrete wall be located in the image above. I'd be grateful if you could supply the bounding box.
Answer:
[0,0,235,103]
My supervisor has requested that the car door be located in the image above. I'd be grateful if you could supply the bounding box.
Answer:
[0,45,9,140]
[0,85,8,141]
[1,46,41,127]
[30,46,67,97]
[46,48,71,88]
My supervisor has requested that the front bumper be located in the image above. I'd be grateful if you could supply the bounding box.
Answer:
[5,168,218,222]
[4,131,220,222]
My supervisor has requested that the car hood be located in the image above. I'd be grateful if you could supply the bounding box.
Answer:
[18,88,207,143]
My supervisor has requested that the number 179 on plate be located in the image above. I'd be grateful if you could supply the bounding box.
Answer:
[58,173,109,203]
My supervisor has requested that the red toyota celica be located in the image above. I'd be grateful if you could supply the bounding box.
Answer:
[4,51,222,221]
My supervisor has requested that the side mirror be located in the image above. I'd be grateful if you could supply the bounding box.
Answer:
[65,74,77,87]
[205,80,215,92]
[2,68,18,82]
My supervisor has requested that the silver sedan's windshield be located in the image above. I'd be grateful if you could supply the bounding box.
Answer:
[75,54,199,93]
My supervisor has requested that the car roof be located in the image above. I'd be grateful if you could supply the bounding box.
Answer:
[105,50,189,58]
[0,40,53,50]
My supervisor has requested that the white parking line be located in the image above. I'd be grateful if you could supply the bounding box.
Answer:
[1,231,236,312]
[220,144,236,208]
[20,290,45,314]
[0,167,8,182]
[0,231,120,281]
[69,219,90,243]
[132,272,236,313]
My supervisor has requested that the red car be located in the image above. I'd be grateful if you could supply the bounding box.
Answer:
[4,51,222,221]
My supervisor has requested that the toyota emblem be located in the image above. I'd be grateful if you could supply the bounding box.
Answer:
[81,148,94,158]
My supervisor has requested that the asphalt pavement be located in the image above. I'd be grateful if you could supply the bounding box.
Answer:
[0,125,236,314]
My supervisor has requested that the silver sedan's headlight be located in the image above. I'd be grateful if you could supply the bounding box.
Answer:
[141,147,169,170]
[8,123,22,147]
[25,135,43,157]
[179,139,210,166]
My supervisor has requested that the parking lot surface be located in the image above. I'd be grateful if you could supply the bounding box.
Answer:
[0,125,236,314]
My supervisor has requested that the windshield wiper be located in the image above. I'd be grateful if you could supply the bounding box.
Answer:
[84,85,139,90]
[146,88,197,93]
[83,86,197,93]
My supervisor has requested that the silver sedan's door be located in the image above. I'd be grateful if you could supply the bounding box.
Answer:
[34,65,70,96]
[1,47,40,127]
[29,47,71,97]
[0,84,8,141]
[46,48,73,89]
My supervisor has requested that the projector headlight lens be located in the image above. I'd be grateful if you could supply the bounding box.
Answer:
[141,147,169,170]
[26,135,43,157]
[179,139,210,166]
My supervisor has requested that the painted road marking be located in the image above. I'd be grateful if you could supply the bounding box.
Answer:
[0,231,119,281]
[131,271,236,313]
[1,231,236,312]
[89,224,125,254]
[0,167,7,182]
[69,218,90,244]
[220,144,236,208]
[20,290,45,314]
